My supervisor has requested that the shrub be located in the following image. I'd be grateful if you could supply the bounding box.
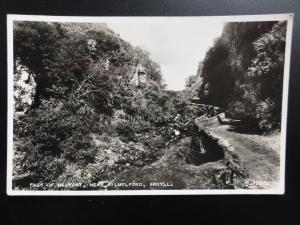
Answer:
[60,134,97,165]
[256,98,280,132]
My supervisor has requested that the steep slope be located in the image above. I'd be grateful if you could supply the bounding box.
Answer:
[13,22,171,190]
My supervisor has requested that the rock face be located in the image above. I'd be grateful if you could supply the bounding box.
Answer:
[13,60,36,117]
[130,64,147,86]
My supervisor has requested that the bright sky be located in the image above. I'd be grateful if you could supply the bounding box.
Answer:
[105,20,224,90]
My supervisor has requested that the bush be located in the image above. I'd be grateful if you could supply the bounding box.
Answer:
[256,98,280,132]
[60,134,97,165]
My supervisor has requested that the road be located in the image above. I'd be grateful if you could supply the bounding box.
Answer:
[209,123,281,189]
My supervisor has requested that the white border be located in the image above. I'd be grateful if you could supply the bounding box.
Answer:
[7,14,294,196]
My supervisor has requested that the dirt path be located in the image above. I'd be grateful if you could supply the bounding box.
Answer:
[208,123,281,189]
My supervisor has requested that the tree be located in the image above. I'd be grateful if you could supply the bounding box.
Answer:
[191,21,287,132]
[198,38,234,108]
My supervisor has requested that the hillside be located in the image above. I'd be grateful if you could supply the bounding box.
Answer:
[13,21,176,189]
[12,20,286,191]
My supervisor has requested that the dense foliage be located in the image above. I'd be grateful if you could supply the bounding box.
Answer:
[12,20,286,190]
[13,22,178,189]
[190,21,287,132]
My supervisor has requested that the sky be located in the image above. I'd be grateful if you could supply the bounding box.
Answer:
[104,19,224,91]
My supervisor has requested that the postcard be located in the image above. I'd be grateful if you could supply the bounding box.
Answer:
[7,14,293,195]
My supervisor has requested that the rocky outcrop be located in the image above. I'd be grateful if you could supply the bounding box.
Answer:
[130,64,147,86]
[13,60,36,117]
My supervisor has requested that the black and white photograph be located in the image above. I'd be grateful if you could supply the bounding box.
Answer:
[7,14,293,195]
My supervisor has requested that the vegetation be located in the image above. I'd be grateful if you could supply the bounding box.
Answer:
[13,21,182,189]
[189,21,287,132]
[12,20,286,190]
